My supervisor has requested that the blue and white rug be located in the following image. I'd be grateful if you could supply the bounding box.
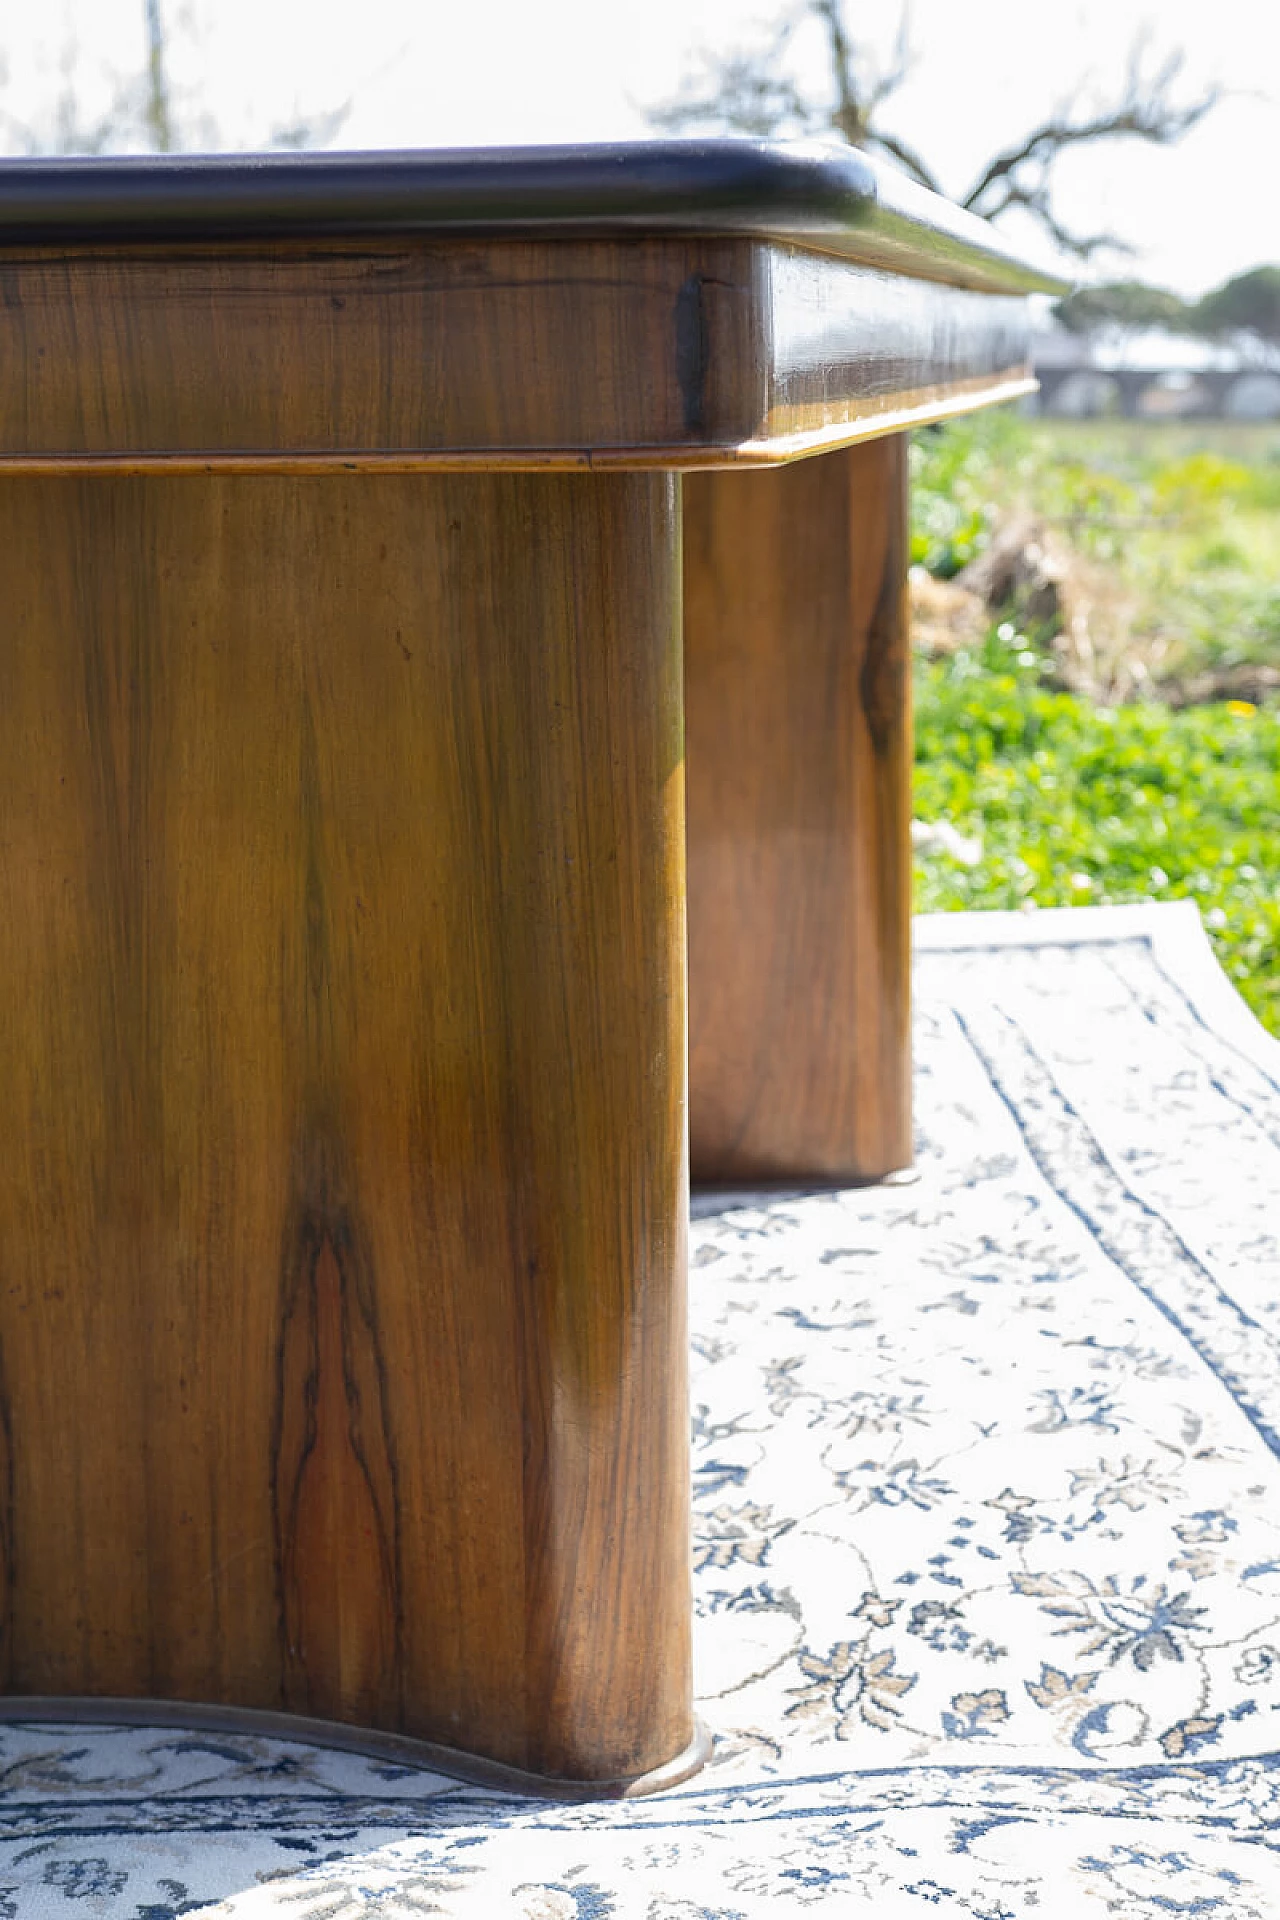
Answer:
[8,902,1280,1917]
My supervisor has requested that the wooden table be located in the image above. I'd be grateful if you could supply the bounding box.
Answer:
[0,142,1058,1794]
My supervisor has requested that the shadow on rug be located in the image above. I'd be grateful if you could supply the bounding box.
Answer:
[5,902,1280,1916]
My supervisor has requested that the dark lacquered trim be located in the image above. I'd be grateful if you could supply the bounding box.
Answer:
[0,141,1065,295]
[0,1698,714,1800]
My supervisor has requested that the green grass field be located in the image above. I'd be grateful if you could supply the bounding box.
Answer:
[911,412,1280,1036]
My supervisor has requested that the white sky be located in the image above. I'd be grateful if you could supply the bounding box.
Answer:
[0,0,1275,294]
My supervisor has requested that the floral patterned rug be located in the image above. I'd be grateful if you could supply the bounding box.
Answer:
[7,902,1280,1917]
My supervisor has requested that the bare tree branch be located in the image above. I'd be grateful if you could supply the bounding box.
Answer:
[960,41,1219,250]
[649,3,1219,260]
[144,0,175,153]
[649,15,813,139]
[270,99,353,151]
[864,127,939,194]
[813,0,865,143]
[0,0,350,155]
[974,179,1136,262]
[648,69,809,139]
[650,1,917,144]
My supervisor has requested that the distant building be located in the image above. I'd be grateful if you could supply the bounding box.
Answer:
[1029,318,1280,420]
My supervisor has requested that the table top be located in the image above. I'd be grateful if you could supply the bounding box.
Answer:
[0,141,1064,470]
[0,140,1063,297]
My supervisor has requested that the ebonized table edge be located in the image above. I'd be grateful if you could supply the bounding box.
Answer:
[0,142,1069,297]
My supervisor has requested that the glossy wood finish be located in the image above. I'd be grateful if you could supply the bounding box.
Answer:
[684,437,913,1183]
[0,238,1032,470]
[754,251,1033,460]
[0,145,1052,1789]
[0,238,748,469]
[0,470,691,1786]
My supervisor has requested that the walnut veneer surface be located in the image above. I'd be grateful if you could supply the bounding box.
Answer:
[0,140,1055,1791]
[685,440,912,1183]
[0,473,690,1787]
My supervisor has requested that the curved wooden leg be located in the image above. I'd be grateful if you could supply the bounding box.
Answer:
[683,437,912,1184]
[0,471,692,1787]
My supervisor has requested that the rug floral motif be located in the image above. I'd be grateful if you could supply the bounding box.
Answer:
[6,905,1280,1916]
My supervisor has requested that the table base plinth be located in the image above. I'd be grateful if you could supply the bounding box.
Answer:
[684,439,913,1184]
[0,1699,713,1800]
[0,470,692,1789]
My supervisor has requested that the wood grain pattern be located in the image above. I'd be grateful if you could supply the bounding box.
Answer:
[0,470,691,1784]
[756,250,1032,455]
[0,237,1032,469]
[683,437,913,1183]
[0,238,759,465]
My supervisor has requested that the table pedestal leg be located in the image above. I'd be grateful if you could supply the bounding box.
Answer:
[0,471,693,1789]
[684,437,913,1184]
